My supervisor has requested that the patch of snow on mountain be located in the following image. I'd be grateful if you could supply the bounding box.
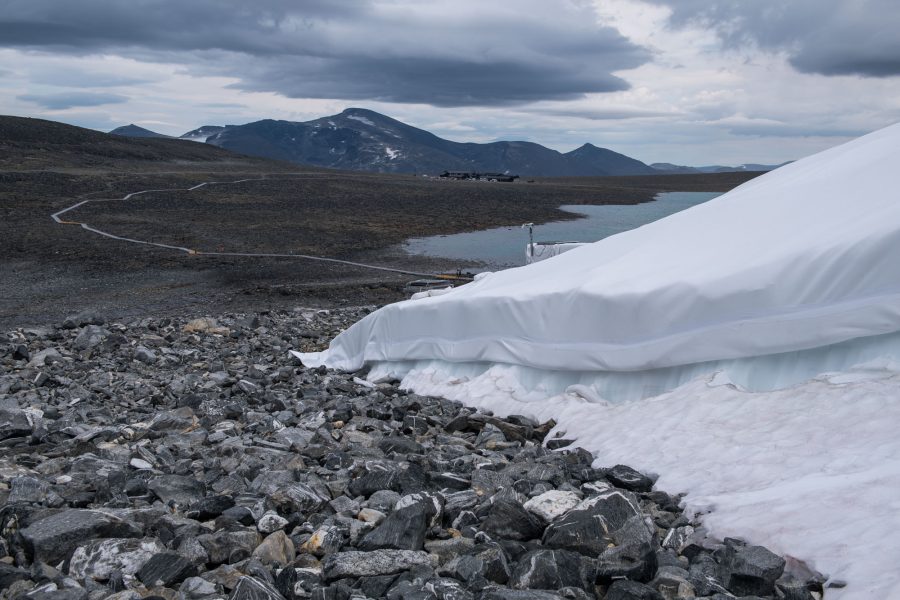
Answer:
[347,114,375,126]
[384,147,400,160]
[181,134,213,143]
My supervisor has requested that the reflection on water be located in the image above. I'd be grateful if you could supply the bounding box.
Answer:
[403,191,722,268]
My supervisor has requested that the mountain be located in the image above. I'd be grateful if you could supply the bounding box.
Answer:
[189,108,657,177]
[650,162,701,174]
[652,161,788,174]
[0,116,278,170]
[180,125,227,143]
[109,124,170,138]
[565,143,657,176]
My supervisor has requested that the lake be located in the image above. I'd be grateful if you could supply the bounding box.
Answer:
[402,191,723,268]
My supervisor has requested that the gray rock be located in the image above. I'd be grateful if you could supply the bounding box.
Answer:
[24,586,89,600]
[441,543,510,587]
[425,537,476,565]
[198,530,261,566]
[300,525,344,557]
[722,542,786,596]
[509,549,593,594]
[21,509,143,565]
[359,503,430,551]
[252,531,295,567]
[148,475,206,507]
[481,500,544,541]
[68,537,165,580]
[229,576,286,600]
[595,539,658,584]
[134,346,157,364]
[257,511,289,534]
[606,464,655,493]
[62,310,106,329]
[180,576,219,598]
[378,436,425,455]
[137,552,198,588]
[322,549,434,580]
[522,490,580,523]
[542,487,640,555]
[481,589,566,600]
[73,325,109,350]
[366,490,401,512]
[604,579,664,600]
[0,407,33,440]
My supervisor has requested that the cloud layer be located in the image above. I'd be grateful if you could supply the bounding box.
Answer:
[0,0,651,106]
[648,0,900,77]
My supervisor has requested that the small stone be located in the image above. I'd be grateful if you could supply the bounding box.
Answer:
[441,543,510,586]
[366,490,401,512]
[522,491,580,523]
[180,576,218,599]
[148,475,206,507]
[425,537,476,565]
[357,508,386,525]
[300,525,344,557]
[257,511,289,534]
[68,537,165,581]
[20,509,142,565]
[134,346,157,364]
[186,495,235,521]
[0,407,33,440]
[359,503,430,551]
[606,464,655,493]
[722,542,786,596]
[542,487,641,555]
[509,549,594,594]
[322,550,434,580]
[73,325,109,350]
[129,458,153,470]
[228,576,285,600]
[62,310,105,328]
[481,500,544,541]
[252,531,295,567]
[604,579,664,600]
[137,552,198,588]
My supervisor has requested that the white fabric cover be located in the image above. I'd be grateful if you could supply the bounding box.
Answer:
[526,242,587,264]
[299,123,900,375]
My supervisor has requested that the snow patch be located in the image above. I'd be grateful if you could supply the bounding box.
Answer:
[347,114,375,126]
[384,146,400,160]
[394,359,900,599]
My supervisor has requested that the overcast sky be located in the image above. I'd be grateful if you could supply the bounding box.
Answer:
[2,0,899,165]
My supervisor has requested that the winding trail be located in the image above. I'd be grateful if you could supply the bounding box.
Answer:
[51,175,467,281]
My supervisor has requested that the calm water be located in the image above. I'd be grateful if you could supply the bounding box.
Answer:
[403,191,722,268]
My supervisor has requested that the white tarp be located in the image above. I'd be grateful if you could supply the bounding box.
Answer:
[295,123,900,598]
[299,122,900,377]
[526,241,586,264]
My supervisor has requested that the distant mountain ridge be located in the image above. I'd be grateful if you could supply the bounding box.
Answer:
[651,161,789,174]
[183,108,660,177]
[109,124,170,138]
[109,108,783,176]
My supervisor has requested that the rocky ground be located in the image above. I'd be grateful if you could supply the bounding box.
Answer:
[0,308,826,600]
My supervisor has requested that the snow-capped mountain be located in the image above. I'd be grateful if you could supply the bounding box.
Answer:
[179,108,660,176]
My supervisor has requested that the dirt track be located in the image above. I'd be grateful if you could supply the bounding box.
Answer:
[1,163,759,330]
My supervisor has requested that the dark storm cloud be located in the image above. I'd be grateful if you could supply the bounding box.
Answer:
[17,92,129,110]
[648,0,900,77]
[0,0,651,106]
